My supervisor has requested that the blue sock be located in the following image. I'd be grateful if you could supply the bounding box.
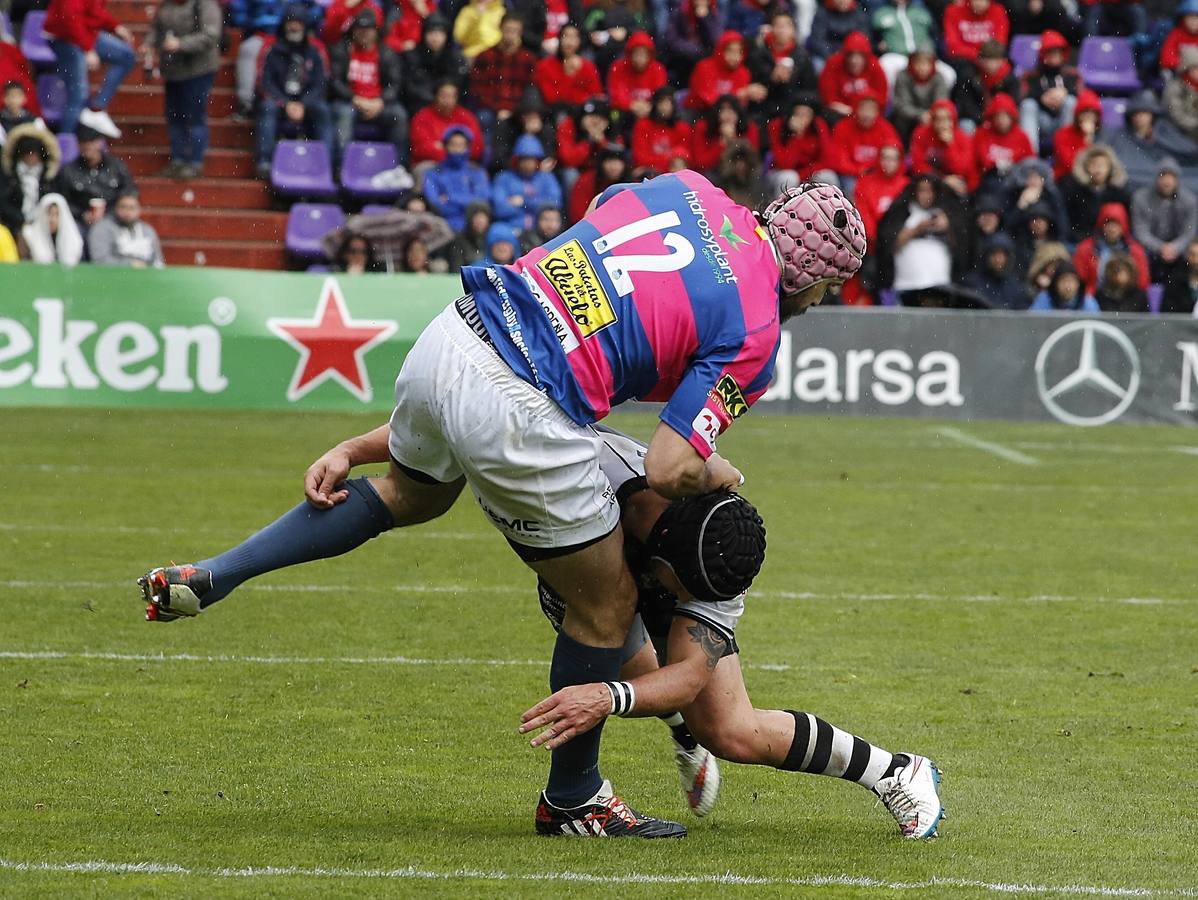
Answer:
[545,630,624,807]
[197,477,393,606]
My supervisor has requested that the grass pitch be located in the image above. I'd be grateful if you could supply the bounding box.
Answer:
[1,408,1196,899]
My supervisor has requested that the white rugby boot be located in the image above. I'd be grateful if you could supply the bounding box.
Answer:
[675,740,721,817]
[873,754,945,839]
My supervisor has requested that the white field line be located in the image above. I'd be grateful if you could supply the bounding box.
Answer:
[0,579,1182,607]
[1174,447,1198,457]
[936,427,1041,466]
[0,858,1192,897]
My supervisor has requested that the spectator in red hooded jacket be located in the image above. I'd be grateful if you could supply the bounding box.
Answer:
[1073,202,1150,294]
[631,87,690,175]
[0,45,42,120]
[44,0,136,136]
[607,31,668,119]
[817,30,888,122]
[323,0,384,47]
[1052,89,1102,180]
[385,0,437,53]
[911,98,978,194]
[686,31,764,111]
[409,80,484,166]
[973,93,1034,189]
[690,94,759,171]
[1018,29,1083,154]
[829,91,901,195]
[1162,3,1198,72]
[944,0,1009,70]
[765,93,832,192]
[533,24,603,110]
[854,142,909,243]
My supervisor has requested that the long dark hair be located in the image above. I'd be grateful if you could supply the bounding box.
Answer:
[649,87,678,125]
[779,94,821,142]
[705,94,749,137]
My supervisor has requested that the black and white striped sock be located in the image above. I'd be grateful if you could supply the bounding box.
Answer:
[779,710,908,791]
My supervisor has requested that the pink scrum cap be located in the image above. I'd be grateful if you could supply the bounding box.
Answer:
[759,182,867,295]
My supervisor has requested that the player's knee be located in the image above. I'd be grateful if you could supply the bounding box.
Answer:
[690,723,760,765]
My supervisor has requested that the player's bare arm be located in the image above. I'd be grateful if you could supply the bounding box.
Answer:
[520,616,725,750]
[304,423,391,508]
[645,423,744,499]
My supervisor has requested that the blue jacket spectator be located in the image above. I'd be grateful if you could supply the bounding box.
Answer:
[483,220,521,265]
[491,135,562,231]
[423,126,490,231]
[1030,263,1100,312]
[807,0,870,64]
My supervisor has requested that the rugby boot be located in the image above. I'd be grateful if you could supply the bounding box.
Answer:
[675,740,720,817]
[139,565,213,622]
[535,780,687,837]
[873,754,945,839]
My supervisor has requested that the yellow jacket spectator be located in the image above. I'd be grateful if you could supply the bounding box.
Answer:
[453,0,505,58]
[0,222,19,262]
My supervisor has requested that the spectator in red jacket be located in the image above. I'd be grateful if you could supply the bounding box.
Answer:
[1073,202,1150,294]
[943,0,1009,69]
[1052,89,1102,180]
[567,142,628,223]
[631,87,690,176]
[828,91,901,194]
[44,0,137,136]
[608,32,667,120]
[386,0,437,53]
[951,37,1019,129]
[686,31,763,111]
[765,93,831,192]
[323,0,383,46]
[0,45,41,120]
[1162,2,1198,72]
[973,93,1034,189]
[910,98,978,194]
[533,23,603,110]
[556,98,620,171]
[817,30,888,122]
[854,142,909,243]
[410,79,484,167]
[690,94,759,172]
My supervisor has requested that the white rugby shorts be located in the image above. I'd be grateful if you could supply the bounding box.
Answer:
[388,303,620,550]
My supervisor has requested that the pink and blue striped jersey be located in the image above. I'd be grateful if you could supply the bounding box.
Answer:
[460,170,782,458]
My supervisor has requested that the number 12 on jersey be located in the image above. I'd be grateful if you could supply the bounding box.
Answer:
[591,212,696,297]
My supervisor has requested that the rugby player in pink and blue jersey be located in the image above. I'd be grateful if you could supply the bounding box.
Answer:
[139,175,866,839]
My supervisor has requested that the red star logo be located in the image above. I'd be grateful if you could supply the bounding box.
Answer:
[267,278,398,403]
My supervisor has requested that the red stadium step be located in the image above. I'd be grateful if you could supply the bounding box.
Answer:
[144,207,287,242]
[106,0,161,23]
[121,116,254,151]
[136,176,271,210]
[91,64,236,91]
[122,146,255,178]
[109,85,236,117]
[162,239,287,270]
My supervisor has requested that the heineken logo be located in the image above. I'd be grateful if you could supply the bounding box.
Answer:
[267,278,398,403]
[0,298,227,393]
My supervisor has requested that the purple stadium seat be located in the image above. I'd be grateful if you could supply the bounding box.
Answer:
[37,74,66,127]
[879,289,900,307]
[1009,34,1041,77]
[56,131,78,165]
[1079,37,1141,95]
[286,202,345,260]
[20,12,56,67]
[360,204,393,216]
[1147,284,1163,314]
[306,264,332,272]
[340,141,401,200]
[1100,96,1127,131]
[271,140,337,198]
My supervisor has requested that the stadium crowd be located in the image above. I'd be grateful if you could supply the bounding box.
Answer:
[1,0,1198,312]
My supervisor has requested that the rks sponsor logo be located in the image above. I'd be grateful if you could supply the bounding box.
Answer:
[711,374,749,420]
[0,298,227,393]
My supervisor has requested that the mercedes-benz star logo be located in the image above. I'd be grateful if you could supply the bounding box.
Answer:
[1034,320,1140,426]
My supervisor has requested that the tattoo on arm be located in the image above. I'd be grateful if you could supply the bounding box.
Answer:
[687,622,727,672]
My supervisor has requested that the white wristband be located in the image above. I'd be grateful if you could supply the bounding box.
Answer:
[604,681,636,717]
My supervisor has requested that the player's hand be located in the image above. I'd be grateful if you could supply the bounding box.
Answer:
[519,683,612,750]
[304,446,353,508]
[705,453,744,492]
